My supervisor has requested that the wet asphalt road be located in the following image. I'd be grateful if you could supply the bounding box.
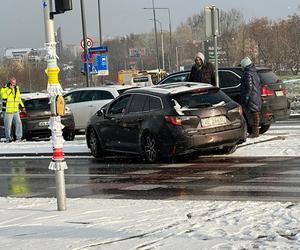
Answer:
[1,156,300,202]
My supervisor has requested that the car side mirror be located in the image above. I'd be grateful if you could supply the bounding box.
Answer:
[97,107,107,117]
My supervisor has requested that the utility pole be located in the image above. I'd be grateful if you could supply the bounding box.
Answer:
[143,7,172,72]
[97,0,104,85]
[43,0,72,211]
[152,0,160,74]
[80,0,90,87]
[205,5,220,87]
[212,6,219,87]
[98,0,102,45]
[149,19,164,70]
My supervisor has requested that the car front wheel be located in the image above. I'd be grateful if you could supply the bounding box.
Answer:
[141,133,159,163]
[88,128,103,158]
[259,124,271,134]
[63,130,75,141]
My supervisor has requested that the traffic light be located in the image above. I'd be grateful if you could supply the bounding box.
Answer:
[55,0,72,13]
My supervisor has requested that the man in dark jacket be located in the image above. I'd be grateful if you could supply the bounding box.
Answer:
[240,57,262,138]
[188,52,216,86]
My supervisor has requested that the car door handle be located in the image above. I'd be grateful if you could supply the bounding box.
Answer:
[137,118,143,122]
[88,105,94,107]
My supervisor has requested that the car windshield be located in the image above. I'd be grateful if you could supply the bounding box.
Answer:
[24,98,49,111]
[172,89,231,109]
[258,70,282,84]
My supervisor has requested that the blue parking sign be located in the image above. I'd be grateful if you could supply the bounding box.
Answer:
[81,54,109,75]
[95,54,109,76]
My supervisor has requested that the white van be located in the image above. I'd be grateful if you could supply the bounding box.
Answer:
[130,74,153,87]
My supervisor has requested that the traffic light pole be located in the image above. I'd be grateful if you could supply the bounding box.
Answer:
[43,0,67,211]
[80,0,90,87]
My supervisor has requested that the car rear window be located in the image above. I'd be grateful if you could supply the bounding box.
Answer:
[24,98,49,110]
[117,88,130,95]
[172,89,232,109]
[258,70,281,84]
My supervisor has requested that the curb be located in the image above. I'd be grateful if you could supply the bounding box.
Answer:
[0,152,91,157]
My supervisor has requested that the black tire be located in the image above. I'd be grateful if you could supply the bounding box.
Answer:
[216,145,237,155]
[88,128,103,158]
[259,124,271,134]
[141,133,159,163]
[63,130,75,141]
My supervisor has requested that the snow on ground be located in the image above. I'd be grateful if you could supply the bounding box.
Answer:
[1,118,300,249]
[1,198,300,250]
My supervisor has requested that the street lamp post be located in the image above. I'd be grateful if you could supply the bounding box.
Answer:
[144,7,172,71]
[175,46,179,71]
[149,19,165,70]
[97,0,102,45]
[151,0,160,73]
[175,46,183,72]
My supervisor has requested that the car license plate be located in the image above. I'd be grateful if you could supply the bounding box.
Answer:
[275,90,284,96]
[38,121,49,127]
[201,116,227,128]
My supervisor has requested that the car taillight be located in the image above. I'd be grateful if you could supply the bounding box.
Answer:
[228,106,243,116]
[164,115,198,126]
[19,111,28,119]
[165,116,182,126]
[261,86,274,97]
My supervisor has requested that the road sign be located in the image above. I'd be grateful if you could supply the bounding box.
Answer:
[81,51,94,62]
[81,54,109,75]
[89,46,108,54]
[81,62,93,74]
[95,54,109,76]
[80,37,93,49]
[205,6,220,38]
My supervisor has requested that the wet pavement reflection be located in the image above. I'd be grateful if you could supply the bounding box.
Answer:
[1,156,300,202]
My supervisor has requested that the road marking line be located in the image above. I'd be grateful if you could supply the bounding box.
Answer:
[242,177,300,183]
[199,170,235,175]
[230,163,265,168]
[125,170,161,175]
[159,163,194,168]
[121,184,168,191]
[206,185,300,192]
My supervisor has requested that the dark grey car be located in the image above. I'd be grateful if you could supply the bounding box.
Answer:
[0,93,75,141]
[86,82,246,162]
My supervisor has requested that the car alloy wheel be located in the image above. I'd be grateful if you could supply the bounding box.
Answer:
[88,129,102,158]
[142,133,158,163]
[63,130,75,141]
[259,124,271,134]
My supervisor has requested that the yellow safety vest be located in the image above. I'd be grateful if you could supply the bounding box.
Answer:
[0,85,24,113]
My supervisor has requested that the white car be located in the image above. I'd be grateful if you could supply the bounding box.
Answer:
[63,85,134,131]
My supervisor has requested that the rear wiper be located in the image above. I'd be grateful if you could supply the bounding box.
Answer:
[188,103,212,108]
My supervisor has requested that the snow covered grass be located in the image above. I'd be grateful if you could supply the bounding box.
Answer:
[1,198,300,249]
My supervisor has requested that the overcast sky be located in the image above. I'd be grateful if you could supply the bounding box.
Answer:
[0,0,299,54]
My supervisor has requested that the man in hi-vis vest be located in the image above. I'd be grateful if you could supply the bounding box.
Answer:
[1,77,25,142]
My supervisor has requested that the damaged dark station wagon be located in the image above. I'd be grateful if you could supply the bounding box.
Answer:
[86,82,246,162]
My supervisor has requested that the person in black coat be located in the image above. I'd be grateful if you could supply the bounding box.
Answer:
[240,57,262,138]
[188,52,216,86]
